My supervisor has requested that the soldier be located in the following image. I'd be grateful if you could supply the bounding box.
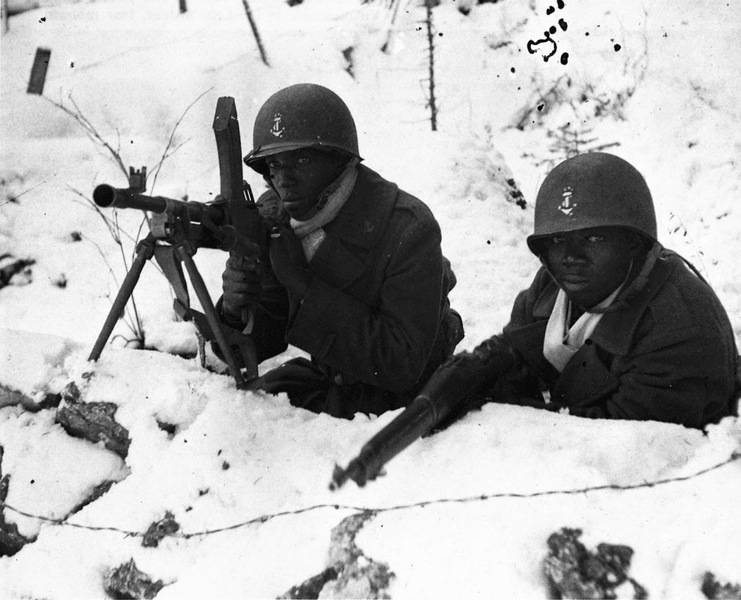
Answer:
[423,152,738,429]
[217,83,463,419]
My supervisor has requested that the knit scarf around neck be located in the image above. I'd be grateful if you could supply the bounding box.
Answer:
[290,158,360,261]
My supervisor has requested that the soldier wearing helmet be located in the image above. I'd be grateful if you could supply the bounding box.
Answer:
[419,152,738,429]
[216,83,463,419]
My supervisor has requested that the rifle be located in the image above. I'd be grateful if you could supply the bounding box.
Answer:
[88,97,264,387]
[330,340,517,490]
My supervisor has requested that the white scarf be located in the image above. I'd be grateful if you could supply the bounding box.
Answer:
[543,285,624,373]
[290,158,360,261]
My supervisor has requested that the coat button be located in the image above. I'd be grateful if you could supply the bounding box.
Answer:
[334,374,344,385]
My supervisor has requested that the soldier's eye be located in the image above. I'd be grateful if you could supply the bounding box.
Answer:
[586,235,605,243]
[266,160,282,169]
[551,236,565,245]
[296,156,312,166]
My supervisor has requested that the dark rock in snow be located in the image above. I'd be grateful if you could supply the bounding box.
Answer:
[0,383,36,410]
[155,419,177,437]
[280,566,340,599]
[544,527,647,599]
[55,382,131,459]
[141,511,180,548]
[702,572,741,600]
[0,254,35,288]
[279,511,394,599]
[103,558,164,599]
[0,384,61,411]
[0,445,32,557]
[68,480,117,516]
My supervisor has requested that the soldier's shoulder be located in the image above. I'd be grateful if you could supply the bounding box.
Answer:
[356,164,439,233]
[394,187,436,224]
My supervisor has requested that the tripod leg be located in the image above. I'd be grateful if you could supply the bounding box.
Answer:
[175,245,249,387]
[88,235,156,361]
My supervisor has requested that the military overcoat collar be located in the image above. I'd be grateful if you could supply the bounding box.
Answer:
[308,164,398,291]
[323,164,398,248]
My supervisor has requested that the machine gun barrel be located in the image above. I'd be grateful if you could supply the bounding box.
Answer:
[92,184,226,225]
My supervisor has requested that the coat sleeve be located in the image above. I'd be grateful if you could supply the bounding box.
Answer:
[285,216,445,394]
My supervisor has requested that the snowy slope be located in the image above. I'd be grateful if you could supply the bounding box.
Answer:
[1,0,740,598]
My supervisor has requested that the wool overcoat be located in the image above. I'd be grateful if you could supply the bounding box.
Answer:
[490,249,738,428]
[219,164,463,418]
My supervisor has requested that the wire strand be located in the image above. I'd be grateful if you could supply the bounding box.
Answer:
[2,451,738,541]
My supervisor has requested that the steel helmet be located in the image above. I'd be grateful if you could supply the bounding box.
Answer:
[527,152,657,255]
[244,83,361,175]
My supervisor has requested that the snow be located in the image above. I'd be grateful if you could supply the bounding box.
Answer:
[1,0,740,598]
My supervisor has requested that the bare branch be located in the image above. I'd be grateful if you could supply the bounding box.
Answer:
[148,87,213,193]
[43,94,128,177]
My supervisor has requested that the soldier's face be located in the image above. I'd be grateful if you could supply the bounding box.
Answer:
[266,148,346,220]
[542,226,642,309]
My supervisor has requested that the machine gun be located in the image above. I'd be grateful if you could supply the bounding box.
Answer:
[88,97,264,387]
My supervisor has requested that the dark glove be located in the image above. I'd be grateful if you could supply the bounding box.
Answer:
[268,224,311,297]
[221,252,262,324]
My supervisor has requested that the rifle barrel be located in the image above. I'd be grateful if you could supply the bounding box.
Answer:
[330,394,443,489]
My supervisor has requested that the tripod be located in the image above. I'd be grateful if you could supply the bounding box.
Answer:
[88,212,257,388]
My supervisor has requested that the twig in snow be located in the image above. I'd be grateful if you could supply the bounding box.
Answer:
[241,0,270,67]
[43,93,128,177]
[423,0,438,131]
[148,87,213,194]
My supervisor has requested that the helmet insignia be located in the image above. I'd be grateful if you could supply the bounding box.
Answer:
[557,185,576,216]
[270,112,285,138]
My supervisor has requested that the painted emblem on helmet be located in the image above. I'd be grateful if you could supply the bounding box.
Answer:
[270,112,285,138]
[557,185,576,216]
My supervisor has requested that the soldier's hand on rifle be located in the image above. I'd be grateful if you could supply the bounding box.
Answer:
[222,253,262,323]
[269,224,311,298]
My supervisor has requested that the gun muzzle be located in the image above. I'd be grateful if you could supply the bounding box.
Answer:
[329,350,509,491]
[93,184,168,213]
[330,395,442,490]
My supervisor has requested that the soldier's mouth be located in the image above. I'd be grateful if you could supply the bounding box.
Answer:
[559,273,590,283]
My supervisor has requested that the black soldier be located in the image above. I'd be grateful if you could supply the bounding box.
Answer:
[217,83,463,419]
[424,152,738,429]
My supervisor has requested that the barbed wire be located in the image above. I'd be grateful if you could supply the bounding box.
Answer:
[2,450,739,541]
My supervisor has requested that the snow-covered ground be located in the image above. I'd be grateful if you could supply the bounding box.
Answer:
[1,0,740,598]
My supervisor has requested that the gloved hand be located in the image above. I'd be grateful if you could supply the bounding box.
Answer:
[221,252,262,323]
[268,223,311,297]
[417,335,519,425]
